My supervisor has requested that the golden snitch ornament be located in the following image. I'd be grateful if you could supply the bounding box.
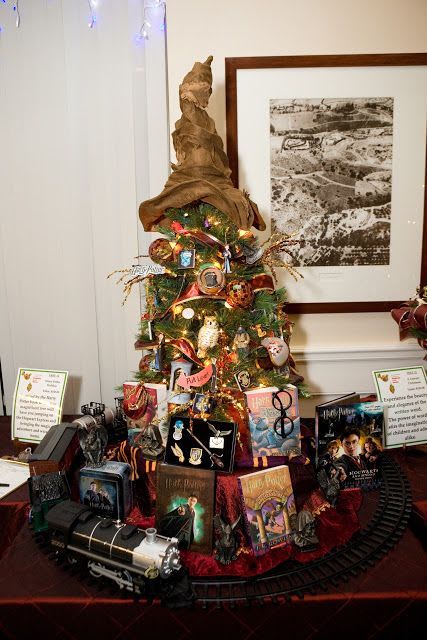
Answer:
[197,315,219,358]
[225,279,254,309]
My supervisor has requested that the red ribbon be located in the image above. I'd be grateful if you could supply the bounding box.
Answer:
[169,337,204,366]
[391,298,427,359]
[171,222,225,250]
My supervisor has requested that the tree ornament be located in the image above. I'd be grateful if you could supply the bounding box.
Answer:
[197,315,219,358]
[222,244,232,274]
[182,307,195,319]
[232,326,250,360]
[203,218,212,229]
[197,265,225,295]
[261,336,290,368]
[148,238,173,265]
[225,279,254,309]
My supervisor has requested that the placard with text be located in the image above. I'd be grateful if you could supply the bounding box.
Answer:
[372,366,427,448]
[11,368,68,443]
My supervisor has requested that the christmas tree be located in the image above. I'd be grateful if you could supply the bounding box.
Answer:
[113,56,306,435]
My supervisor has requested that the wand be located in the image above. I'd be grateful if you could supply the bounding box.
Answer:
[184,429,224,469]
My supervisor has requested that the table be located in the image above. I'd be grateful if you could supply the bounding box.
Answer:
[0,416,426,640]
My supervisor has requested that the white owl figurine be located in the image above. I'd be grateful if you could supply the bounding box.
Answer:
[197,315,219,358]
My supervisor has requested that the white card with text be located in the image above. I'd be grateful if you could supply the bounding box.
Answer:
[372,366,427,448]
[11,368,68,443]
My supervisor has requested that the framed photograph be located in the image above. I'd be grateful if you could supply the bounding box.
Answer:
[226,54,427,313]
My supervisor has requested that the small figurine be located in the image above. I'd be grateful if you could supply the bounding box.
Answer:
[293,510,319,551]
[222,243,232,274]
[316,467,342,508]
[78,425,108,467]
[213,514,241,565]
[197,315,219,358]
[153,333,165,372]
[232,326,250,360]
[130,422,165,461]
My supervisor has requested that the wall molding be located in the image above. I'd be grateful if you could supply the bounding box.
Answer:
[292,344,423,363]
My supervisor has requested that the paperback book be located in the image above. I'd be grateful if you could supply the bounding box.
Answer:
[316,401,385,490]
[244,386,300,459]
[237,465,297,556]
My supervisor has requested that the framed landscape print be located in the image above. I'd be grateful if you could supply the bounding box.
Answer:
[225,54,427,313]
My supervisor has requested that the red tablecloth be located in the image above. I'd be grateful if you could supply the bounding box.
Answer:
[0,417,426,640]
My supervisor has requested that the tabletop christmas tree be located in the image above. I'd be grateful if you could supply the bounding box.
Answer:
[111,56,306,452]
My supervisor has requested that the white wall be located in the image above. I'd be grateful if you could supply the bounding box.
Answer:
[166,0,426,413]
[0,0,169,414]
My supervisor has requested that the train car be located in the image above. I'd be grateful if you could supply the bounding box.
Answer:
[45,500,181,594]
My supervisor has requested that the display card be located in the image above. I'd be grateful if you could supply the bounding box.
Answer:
[372,366,427,448]
[11,368,68,444]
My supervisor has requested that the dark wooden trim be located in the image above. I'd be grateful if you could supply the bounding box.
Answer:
[225,53,427,313]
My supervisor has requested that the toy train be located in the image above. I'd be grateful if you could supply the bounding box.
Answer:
[45,500,182,593]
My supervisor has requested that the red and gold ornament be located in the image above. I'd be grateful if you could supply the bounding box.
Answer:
[225,279,254,308]
[148,238,173,265]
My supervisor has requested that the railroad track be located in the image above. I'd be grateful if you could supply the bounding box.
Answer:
[192,454,412,606]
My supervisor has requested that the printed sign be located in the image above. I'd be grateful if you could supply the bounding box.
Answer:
[11,368,68,443]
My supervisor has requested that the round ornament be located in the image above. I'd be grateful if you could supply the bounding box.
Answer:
[197,264,226,295]
[261,336,290,368]
[148,238,173,265]
[182,307,195,319]
[225,279,254,308]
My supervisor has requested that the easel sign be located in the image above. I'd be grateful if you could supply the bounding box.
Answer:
[373,366,427,448]
[11,368,68,444]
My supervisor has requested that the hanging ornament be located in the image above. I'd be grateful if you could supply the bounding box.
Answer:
[222,243,232,274]
[261,336,290,368]
[148,238,173,265]
[203,218,212,229]
[197,315,219,358]
[255,324,267,338]
[177,248,196,269]
[182,307,195,320]
[225,279,254,309]
[197,264,225,295]
[232,326,250,360]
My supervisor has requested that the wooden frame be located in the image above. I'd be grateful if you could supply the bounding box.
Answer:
[226,54,427,313]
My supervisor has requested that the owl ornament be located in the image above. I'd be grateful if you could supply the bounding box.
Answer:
[261,336,290,368]
[197,315,219,358]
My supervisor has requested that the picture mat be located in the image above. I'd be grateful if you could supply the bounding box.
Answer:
[236,65,427,303]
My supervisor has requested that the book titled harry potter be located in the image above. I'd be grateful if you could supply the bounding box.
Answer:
[244,386,300,460]
[316,401,385,490]
[156,464,215,555]
[238,465,297,556]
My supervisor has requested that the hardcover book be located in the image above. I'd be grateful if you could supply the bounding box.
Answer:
[156,463,215,554]
[316,401,385,490]
[238,465,297,556]
[245,386,300,459]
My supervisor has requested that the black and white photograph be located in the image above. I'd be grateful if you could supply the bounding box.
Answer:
[270,97,394,267]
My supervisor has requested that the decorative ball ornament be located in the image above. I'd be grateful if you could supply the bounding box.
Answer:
[197,264,226,295]
[261,336,290,368]
[225,279,254,308]
[148,238,173,265]
[182,307,195,319]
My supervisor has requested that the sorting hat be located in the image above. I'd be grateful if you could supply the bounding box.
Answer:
[139,56,266,232]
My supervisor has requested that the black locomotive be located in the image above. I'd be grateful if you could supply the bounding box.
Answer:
[45,500,182,594]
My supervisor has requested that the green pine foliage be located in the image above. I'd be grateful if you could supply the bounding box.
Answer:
[136,203,307,397]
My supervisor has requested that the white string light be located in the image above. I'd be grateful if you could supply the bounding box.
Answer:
[137,0,165,41]
[87,0,97,29]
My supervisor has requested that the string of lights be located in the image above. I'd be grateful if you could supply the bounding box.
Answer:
[0,1,166,39]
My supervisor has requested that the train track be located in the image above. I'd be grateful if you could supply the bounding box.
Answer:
[192,454,412,606]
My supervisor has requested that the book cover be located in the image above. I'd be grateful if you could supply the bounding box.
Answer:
[156,463,215,555]
[123,381,169,443]
[316,401,385,490]
[143,383,169,443]
[237,465,296,556]
[314,392,361,453]
[245,386,300,458]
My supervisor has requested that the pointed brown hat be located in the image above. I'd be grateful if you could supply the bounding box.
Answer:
[139,56,266,231]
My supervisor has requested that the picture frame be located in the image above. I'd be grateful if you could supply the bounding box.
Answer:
[225,54,427,313]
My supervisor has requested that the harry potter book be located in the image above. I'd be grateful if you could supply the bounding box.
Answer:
[244,386,300,460]
[156,464,215,555]
[316,401,385,490]
[238,465,297,556]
